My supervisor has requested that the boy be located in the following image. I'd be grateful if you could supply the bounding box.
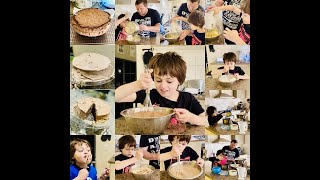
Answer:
[70,138,108,180]
[115,13,130,41]
[171,0,204,45]
[206,106,226,126]
[179,10,205,45]
[160,135,204,170]
[212,52,249,80]
[115,51,206,126]
[115,135,143,174]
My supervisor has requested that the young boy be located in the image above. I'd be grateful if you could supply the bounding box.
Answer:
[179,10,205,45]
[115,135,143,174]
[70,138,108,180]
[115,51,206,126]
[160,135,204,169]
[212,52,249,80]
[115,13,130,41]
[206,106,226,126]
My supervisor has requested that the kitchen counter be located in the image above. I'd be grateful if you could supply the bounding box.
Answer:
[160,170,205,180]
[115,169,160,180]
[206,124,250,135]
[205,77,249,91]
[206,34,225,45]
[115,117,205,135]
[206,172,250,180]
[160,39,186,45]
[116,36,160,45]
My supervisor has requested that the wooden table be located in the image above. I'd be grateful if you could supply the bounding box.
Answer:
[205,77,250,91]
[206,34,225,45]
[116,36,160,45]
[206,172,250,179]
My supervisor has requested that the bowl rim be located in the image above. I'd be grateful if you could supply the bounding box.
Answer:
[167,161,203,180]
[164,32,181,40]
[120,107,175,118]
[218,74,237,83]
[129,164,156,175]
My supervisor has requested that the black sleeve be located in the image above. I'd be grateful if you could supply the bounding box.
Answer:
[115,154,124,161]
[190,95,205,115]
[208,114,223,126]
[236,66,245,75]
[160,146,172,154]
[139,136,149,149]
[217,66,223,70]
[187,147,199,161]
[134,90,146,103]
[152,9,161,25]
[222,146,227,152]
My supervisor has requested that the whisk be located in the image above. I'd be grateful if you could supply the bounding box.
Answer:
[143,65,152,109]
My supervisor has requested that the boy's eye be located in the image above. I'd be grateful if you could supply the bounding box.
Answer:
[156,80,161,82]
[167,81,173,84]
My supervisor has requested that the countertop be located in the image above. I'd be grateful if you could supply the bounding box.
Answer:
[160,39,186,45]
[206,172,250,180]
[160,170,205,180]
[205,34,225,45]
[115,169,160,180]
[206,124,250,135]
[205,77,249,91]
[115,117,205,135]
[116,36,160,45]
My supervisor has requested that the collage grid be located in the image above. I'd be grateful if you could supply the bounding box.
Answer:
[69,0,250,180]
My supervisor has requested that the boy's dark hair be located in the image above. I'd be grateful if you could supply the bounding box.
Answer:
[223,52,237,63]
[187,10,205,28]
[118,14,129,21]
[216,149,224,156]
[70,138,92,163]
[168,135,191,144]
[189,0,200,3]
[148,51,186,85]
[118,135,136,152]
[206,106,217,116]
[135,0,147,6]
[231,139,238,143]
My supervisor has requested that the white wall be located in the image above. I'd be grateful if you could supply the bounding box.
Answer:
[95,135,115,180]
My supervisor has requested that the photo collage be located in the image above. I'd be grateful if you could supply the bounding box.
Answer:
[69,0,250,179]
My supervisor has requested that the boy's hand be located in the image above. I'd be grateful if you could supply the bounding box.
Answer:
[223,64,230,73]
[98,167,110,180]
[211,7,221,15]
[170,141,183,158]
[138,69,154,90]
[234,73,240,80]
[77,169,89,179]
[179,30,190,41]
[221,112,227,116]
[196,157,205,167]
[135,149,144,160]
[223,28,242,44]
[174,108,194,123]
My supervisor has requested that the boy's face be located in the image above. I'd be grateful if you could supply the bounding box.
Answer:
[187,0,199,12]
[189,23,197,30]
[173,137,188,152]
[241,13,250,25]
[154,73,180,99]
[73,143,92,164]
[121,144,135,157]
[224,61,235,70]
[120,20,129,28]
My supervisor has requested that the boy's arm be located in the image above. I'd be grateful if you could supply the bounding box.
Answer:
[175,110,206,126]
[179,30,193,41]
[211,68,227,76]
[115,13,129,27]
[236,74,249,80]
[115,81,140,102]
[115,157,139,170]
[140,146,160,160]
[196,157,205,167]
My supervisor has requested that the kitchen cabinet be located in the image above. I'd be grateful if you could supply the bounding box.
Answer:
[115,58,136,119]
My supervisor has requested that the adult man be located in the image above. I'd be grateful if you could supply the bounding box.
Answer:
[222,139,239,161]
[131,0,161,38]
[139,135,160,169]
[170,0,204,45]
